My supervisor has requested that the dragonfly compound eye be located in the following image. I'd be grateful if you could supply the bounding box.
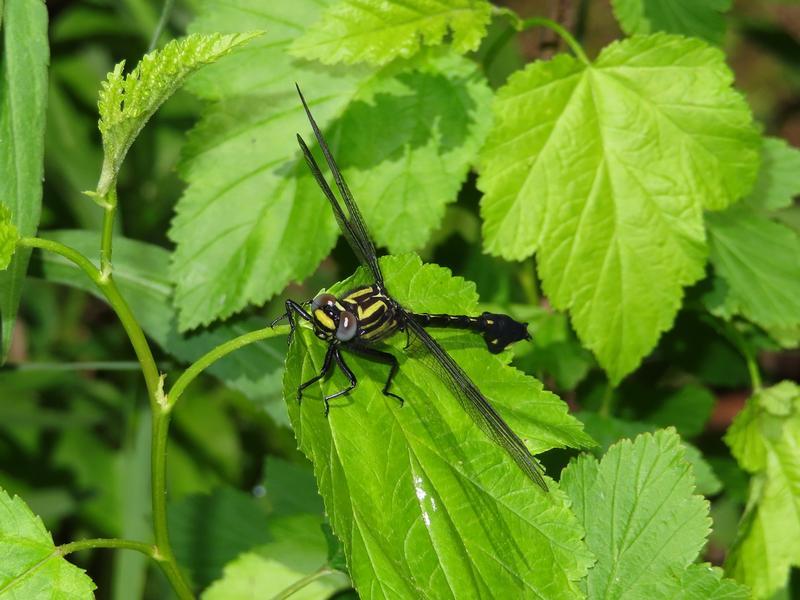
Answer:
[311,293,337,309]
[336,310,358,342]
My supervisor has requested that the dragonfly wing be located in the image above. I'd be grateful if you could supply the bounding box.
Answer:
[296,134,374,274]
[401,313,547,491]
[296,85,384,287]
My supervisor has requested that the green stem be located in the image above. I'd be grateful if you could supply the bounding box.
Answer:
[100,189,117,277]
[270,566,333,600]
[101,278,161,400]
[18,235,192,597]
[148,0,175,51]
[724,322,763,392]
[598,383,615,417]
[487,7,590,67]
[18,237,101,284]
[168,325,287,409]
[151,408,193,599]
[58,538,156,558]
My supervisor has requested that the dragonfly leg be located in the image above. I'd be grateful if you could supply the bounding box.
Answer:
[280,299,312,346]
[346,345,405,407]
[297,343,335,405]
[323,348,357,417]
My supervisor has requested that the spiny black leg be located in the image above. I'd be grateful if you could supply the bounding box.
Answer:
[280,299,313,346]
[346,344,405,406]
[324,348,357,417]
[297,343,335,405]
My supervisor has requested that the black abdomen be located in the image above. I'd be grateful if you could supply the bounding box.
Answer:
[411,311,530,354]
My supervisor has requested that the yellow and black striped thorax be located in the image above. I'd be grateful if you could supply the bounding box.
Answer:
[340,285,400,343]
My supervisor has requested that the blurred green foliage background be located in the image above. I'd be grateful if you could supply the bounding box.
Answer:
[2,0,800,598]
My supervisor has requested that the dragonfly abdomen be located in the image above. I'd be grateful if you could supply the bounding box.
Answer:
[411,312,530,354]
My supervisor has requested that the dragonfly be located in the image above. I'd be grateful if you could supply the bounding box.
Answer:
[274,85,547,491]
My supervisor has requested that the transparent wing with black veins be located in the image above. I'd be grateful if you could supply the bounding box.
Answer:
[401,313,548,491]
[295,84,384,286]
[296,134,374,276]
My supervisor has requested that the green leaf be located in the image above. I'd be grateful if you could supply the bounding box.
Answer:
[0,486,96,598]
[34,231,287,422]
[706,205,800,337]
[95,31,259,195]
[171,0,491,331]
[262,457,323,517]
[611,0,731,44]
[661,563,750,599]
[285,255,594,599]
[724,381,800,598]
[0,203,19,270]
[682,442,723,496]
[290,0,492,66]
[576,412,721,495]
[744,137,800,211]
[561,429,722,599]
[202,514,349,600]
[516,306,594,390]
[478,33,760,383]
[0,0,48,361]
[170,487,271,589]
[646,384,716,438]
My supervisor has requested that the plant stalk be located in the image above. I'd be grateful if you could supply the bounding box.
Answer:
[168,325,287,408]
[485,8,590,69]
[270,566,333,600]
[58,538,156,558]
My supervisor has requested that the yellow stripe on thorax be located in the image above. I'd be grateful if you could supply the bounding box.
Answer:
[358,300,385,320]
[314,309,336,331]
[343,287,374,302]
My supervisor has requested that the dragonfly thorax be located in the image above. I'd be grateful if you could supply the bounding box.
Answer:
[310,285,400,345]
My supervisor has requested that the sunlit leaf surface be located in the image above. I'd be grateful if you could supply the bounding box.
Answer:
[291,0,492,66]
[725,381,800,598]
[478,33,759,383]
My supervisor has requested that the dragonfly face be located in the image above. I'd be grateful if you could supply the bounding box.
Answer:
[310,293,357,343]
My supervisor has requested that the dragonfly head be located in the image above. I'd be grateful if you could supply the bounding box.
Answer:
[311,293,358,342]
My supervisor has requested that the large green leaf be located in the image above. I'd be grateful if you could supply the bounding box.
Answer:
[171,0,492,331]
[95,32,258,195]
[611,0,731,44]
[285,255,594,599]
[561,429,742,598]
[0,0,48,361]
[478,33,760,383]
[290,0,492,66]
[724,381,800,598]
[34,231,286,420]
[0,486,96,598]
[706,205,800,338]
